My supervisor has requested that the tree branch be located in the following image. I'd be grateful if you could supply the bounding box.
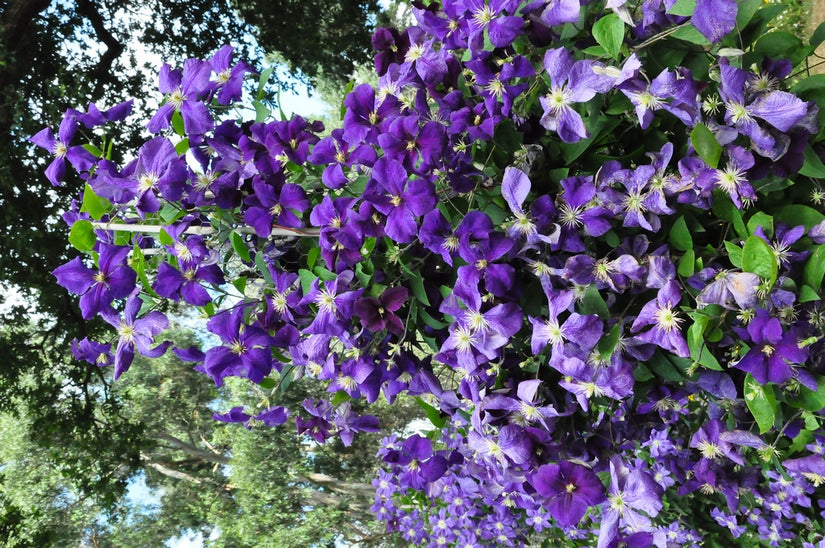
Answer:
[150,431,231,465]
[74,0,125,101]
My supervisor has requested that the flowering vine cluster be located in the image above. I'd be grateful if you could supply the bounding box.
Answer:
[34,2,825,546]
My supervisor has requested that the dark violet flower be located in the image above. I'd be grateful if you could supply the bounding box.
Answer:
[52,243,137,319]
[465,0,524,50]
[529,460,606,527]
[501,167,559,246]
[333,402,380,447]
[307,128,377,189]
[297,398,334,443]
[100,293,170,380]
[483,379,563,429]
[31,112,97,186]
[364,157,437,243]
[342,83,400,145]
[630,280,690,358]
[354,286,409,335]
[299,270,363,336]
[213,406,253,428]
[71,338,113,368]
[202,307,275,386]
[154,259,225,306]
[147,58,214,135]
[67,100,133,129]
[244,178,310,237]
[733,309,808,385]
[209,45,252,105]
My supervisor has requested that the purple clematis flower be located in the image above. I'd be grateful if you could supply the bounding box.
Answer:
[529,460,606,527]
[364,157,437,243]
[630,280,690,358]
[598,457,664,548]
[539,48,614,142]
[154,259,225,306]
[31,112,97,186]
[299,270,363,336]
[100,293,170,380]
[692,0,737,43]
[147,58,214,135]
[733,309,808,385]
[354,286,409,335]
[52,243,137,319]
[530,288,602,355]
[209,45,252,105]
[244,178,310,237]
[201,307,275,386]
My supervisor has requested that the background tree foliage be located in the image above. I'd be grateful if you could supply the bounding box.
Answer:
[0,1,408,546]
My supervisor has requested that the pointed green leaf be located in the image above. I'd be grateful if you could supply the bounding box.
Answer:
[678,249,695,277]
[80,183,111,221]
[592,13,624,59]
[804,245,825,289]
[669,216,693,251]
[742,235,777,285]
[745,374,777,434]
[230,231,252,263]
[691,123,722,168]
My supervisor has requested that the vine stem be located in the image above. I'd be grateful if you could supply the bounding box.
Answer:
[90,221,321,238]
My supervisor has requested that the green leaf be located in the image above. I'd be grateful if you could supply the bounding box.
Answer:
[669,216,693,251]
[79,183,111,221]
[712,195,748,239]
[230,231,252,263]
[799,144,825,178]
[690,123,722,168]
[724,241,743,268]
[174,138,190,155]
[735,0,763,29]
[252,100,270,123]
[755,31,807,66]
[160,203,184,224]
[306,246,320,271]
[667,0,695,16]
[742,235,778,285]
[671,24,711,45]
[402,265,430,306]
[415,397,446,429]
[774,205,825,231]
[799,284,821,303]
[171,109,185,136]
[132,244,160,299]
[298,268,316,295]
[804,245,825,289]
[579,284,609,320]
[647,351,686,382]
[82,143,103,158]
[746,211,773,239]
[259,377,277,390]
[232,276,247,296]
[255,251,274,286]
[787,375,825,413]
[157,228,174,246]
[331,390,352,406]
[677,249,695,277]
[812,21,825,48]
[745,374,777,433]
[417,305,449,330]
[788,429,814,456]
[256,67,275,100]
[597,323,622,361]
[69,220,96,251]
[592,13,624,59]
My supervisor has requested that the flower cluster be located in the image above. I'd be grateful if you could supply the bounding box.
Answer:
[37,2,825,547]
